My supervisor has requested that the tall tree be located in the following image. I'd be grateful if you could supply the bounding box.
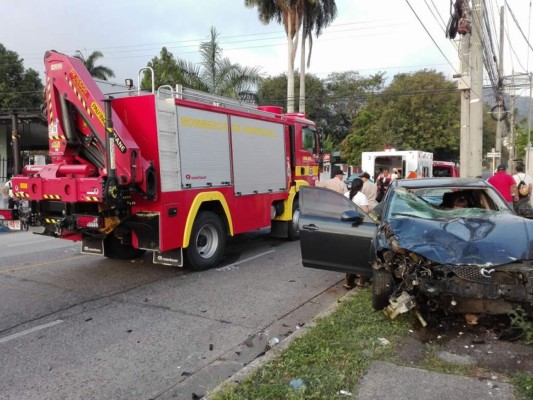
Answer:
[299,0,337,113]
[0,44,43,112]
[258,72,327,124]
[340,70,460,165]
[323,71,385,145]
[143,27,263,99]
[246,0,305,113]
[73,50,115,81]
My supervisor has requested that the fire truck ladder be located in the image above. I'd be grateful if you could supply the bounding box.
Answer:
[174,85,276,118]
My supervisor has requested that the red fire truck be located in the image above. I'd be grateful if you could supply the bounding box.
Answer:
[7,51,321,270]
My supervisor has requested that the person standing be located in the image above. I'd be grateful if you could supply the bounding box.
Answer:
[315,166,348,195]
[359,172,378,210]
[376,168,392,202]
[343,177,370,290]
[487,164,518,207]
[512,163,533,214]
[344,177,370,213]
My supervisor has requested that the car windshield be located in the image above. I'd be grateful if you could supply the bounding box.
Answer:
[386,186,513,220]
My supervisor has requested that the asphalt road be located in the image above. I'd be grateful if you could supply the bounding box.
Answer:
[0,229,346,400]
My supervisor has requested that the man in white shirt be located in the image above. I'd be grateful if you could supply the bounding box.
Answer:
[315,166,348,194]
[359,172,378,210]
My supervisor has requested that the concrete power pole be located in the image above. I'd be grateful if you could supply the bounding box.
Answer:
[495,6,505,169]
[468,0,484,177]
[459,0,483,178]
[459,29,471,177]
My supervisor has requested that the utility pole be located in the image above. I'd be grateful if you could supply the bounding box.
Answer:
[495,6,505,169]
[469,0,484,177]
[459,0,483,178]
[459,30,471,177]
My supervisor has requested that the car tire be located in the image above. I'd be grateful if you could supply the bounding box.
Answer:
[372,267,393,310]
[287,198,300,241]
[185,211,226,271]
[104,234,146,260]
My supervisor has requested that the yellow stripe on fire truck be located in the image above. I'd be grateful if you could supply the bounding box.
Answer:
[45,218,60,224]
[14,192,30,198]
[65,75,93,119]
[43,194,61,200]
[85,196,99,201]
[47,77,53,124]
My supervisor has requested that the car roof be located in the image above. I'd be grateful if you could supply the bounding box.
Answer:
[393,177,490,189]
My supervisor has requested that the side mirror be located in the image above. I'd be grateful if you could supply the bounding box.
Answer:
[341,209,365,225]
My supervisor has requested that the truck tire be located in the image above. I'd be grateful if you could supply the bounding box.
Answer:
[372,267,393,310]
[185,211,226,271]
[287,198,300,241]
[104,235,146,260]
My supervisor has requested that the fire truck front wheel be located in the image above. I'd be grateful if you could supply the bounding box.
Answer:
[186,211,226,271]
[287,198,300,241]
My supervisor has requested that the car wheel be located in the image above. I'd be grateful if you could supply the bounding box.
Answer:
[372,267,393,310]
[185,211,226,271]
[288,198,300,241]
[104,234,146,260]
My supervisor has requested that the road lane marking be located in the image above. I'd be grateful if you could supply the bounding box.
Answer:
[216,249,276,271]
[0,320,63,344]
[0,255,88,273]
[7,238,57,247]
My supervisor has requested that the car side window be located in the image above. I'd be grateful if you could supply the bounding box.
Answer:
[300,187,357,218]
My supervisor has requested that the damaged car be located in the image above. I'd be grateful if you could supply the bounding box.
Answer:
[298,178,533,324]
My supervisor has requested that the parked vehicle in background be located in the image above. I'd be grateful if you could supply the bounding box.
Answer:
[433,161,460,177]
[344,174,359,190]
[298,177,533,325]
[361,150,433,181]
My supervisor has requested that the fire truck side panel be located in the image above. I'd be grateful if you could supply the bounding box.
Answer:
[112,91,293,254]
[176,107,232,189]
[230,115,287,195]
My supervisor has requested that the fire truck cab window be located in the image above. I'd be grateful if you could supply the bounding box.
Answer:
[302,127,316,153]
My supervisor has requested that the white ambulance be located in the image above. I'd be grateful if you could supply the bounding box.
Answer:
[361,150,433,181]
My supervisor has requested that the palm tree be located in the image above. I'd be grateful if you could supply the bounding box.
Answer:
[197,27,263,97]
[245,0,305,113]
[74,50,115,81]
[144,27,263,99]
[299,0,337,113]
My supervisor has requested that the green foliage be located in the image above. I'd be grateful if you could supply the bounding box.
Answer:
[0,44,44,112]
[341,70,460,165]
[258,72,327,120]
[513,372,533,400]
[509,307,533,344]
[323,71,385,150]
[142,27,263,99]
[73,50,115,81]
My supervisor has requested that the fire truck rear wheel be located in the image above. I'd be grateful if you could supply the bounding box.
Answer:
[287,199,300,241]
[104,235,146,260]
[186,211,226,271]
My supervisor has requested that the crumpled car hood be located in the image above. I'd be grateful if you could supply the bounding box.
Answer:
[387,213,533,266]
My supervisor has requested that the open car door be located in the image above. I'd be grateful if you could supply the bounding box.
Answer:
[298,186,376,277]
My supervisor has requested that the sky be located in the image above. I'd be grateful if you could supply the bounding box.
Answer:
[2,0,533,94]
